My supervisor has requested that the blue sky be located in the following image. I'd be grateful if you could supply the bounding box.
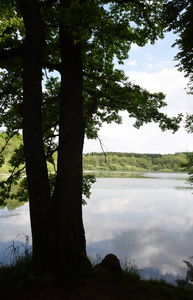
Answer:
[83,32,193,154]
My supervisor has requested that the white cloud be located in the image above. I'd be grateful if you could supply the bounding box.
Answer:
[154,61,173,69]
[147,63,153,69]
[127,60,137,66]
[130,43,140,51]
[127,68,184,92]
[126,67,193,115]
[84,31,193,155]
[86,118,193,154]
[84,67,193,154]
[147,52,153,62]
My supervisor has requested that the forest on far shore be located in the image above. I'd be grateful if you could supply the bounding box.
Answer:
[83,152,189,172]
[0,133,190,173]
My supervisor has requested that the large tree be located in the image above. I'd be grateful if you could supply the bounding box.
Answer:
[0,0,181,277]
[163,0,193,181]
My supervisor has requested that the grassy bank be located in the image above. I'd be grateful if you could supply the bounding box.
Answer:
[1,250,193,299]
[1,261,193,299]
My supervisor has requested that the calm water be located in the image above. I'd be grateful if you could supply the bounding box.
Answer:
[0,172,193,284]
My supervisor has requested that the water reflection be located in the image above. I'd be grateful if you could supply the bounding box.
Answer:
[0,172,193,285]
[0,203,31,263]
[86,227,193,283]
[83,172,193,284]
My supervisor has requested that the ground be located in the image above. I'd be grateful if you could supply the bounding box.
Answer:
[6,278,134,300]
[4,276,193,300]
[2,254,193,299]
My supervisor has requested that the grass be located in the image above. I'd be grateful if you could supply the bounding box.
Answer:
[121,254,141,275]
[0,134,23,173]
[1,247,193,299]
[0,236,32,298]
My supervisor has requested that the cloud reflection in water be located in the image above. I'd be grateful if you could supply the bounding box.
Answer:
[0,203,31,263]
[83,174,193,284]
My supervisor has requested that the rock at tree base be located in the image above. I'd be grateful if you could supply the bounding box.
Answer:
[95,254,123,277]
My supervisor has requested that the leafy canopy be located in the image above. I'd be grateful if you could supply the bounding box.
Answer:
[163,0,193,92]
[0,0,182,205]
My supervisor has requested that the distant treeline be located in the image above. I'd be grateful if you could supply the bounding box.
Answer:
[83,152,190,172]
[0,132,190,173]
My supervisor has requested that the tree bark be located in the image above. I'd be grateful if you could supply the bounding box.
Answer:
[19,0,90,276]
[50,0,90,274]
[18,0,54,273]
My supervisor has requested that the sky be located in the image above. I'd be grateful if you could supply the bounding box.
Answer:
[83,32,193,154]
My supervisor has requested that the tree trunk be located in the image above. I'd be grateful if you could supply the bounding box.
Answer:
[19,0,55,273]
[50,1,90,274]
[19,0,90,276]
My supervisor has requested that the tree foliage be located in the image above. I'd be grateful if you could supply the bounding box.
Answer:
[83,152,188,172]
[163,0,193,92]
[0,0,182,204]
[163,0,193,181]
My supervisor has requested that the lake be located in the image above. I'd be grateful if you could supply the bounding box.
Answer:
[0,172,193,284]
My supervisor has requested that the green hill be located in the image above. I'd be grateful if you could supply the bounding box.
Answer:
[0,133,23,173]
[0,133,57,174]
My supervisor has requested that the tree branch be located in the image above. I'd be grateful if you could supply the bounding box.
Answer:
[0,26,14,38]
[0,131,20,156]
[43,62,61,72]
[38,0,58,8]
[97,135,107,163]
[0,45,24,62]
